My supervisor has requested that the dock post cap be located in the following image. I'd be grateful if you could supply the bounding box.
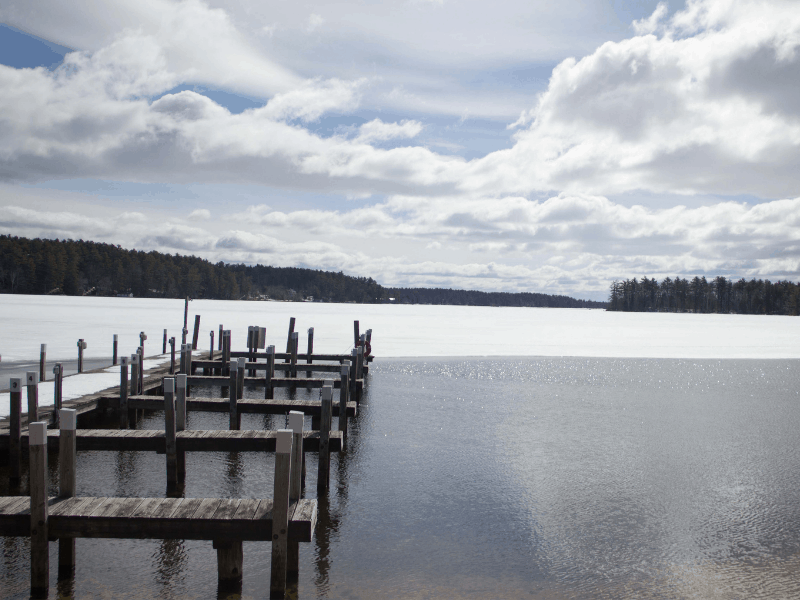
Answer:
[131,354,140,364]
[41,343,47,351]
[230,360,238,372]
[237,357,246,369]
[308,327,314,333]
[121,356,129,366]
[276,429,293,454]
[176,374,187,389]
[163,378,175,393]
[288,411,304,433]
[29,422,47,446]
[53,364,61,375]
[113,334,118,341]
[26,371,39,385]
[9,377,21,391]
[267,345,275,354]
[321,384,333,401]
[341,364,349,375]
[292,332,299,340]
[60,409,77,430]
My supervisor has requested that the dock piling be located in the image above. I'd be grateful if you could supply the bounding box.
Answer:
[229,361,240,430]
[163,329,167,354]
[176,374,187,482]
[39,344,47,382]
[270,429,293,598]
[318,382,333,493]
[26,371,39,423]
[192,315,201,350]
[353,320,360,349]
[130,354,140,399]
[209,330,215,361]
[113,334,118,365]
[29,421,49,598]
[58,409,77,576]
[164,378,177,488]
[119,357,129,429]
[218,324,223,351]
[265,345,275,399]
[339,363,350,442]
[77,338,86,373]
[169,336,176,374]
[290,332,299,379]
[287,410,304,577]
[53,363,63,428]
[285,318,296,357]
[214,540,243,588]
[9,378,22,485]
[306,328,314,377]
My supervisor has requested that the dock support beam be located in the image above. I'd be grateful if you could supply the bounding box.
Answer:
[164,378,177,490]
[287,411,304,578]
[318,382,333,493]
[229,361,239,430]
[339,362,350,443]
[176,374,187,482]
[270,429,293,598]
[30,421,49,598]
[265,345,275,399]
[119,357,129,429]
[27,371,39,423]
[9,378,21,486]
[58,409,77,577]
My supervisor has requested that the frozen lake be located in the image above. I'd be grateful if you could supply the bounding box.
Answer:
[2,295,800,365]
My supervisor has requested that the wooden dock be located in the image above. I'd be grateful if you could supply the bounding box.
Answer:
[0,317,373,598]
[0,495,316,541]
[0,428,343,453]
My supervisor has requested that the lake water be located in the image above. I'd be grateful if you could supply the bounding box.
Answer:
[3,356,800,599]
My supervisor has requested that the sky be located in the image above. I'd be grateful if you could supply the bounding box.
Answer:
[0,0,798,302]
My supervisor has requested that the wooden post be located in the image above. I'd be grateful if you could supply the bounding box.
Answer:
[350,349,358,404]
[192,314,201,350]
[77,338,85,373]
[287,410,304,577]
[356,346,364,402]
[353,320,360,349]
[39,343,47,382]
[9,378,22,485]
[214,540,243,586]
[290,332,299,378]
[237,357,246,401]
[222,331,231,374]
[130,354,140,398]
[29,422,50,597]
[285,317,296,357]
[139,331,147,360]
[26,371,39,423]
[183,297,190,345]
[265,345,275,399]
[113,334,118,365]
[247,326,254,377]
[169,337,176,374]
[318,382,333,493]
[229,361,239,430]
[176,374,187,483]
[179,344,187,375]
[58,408,77,576]
[270,429,293,598]
[53,363,63,429]
[137,347,144,394]
[366,328,372,345]
[209,330,215,360]
[306,327,314,377]
[164,378,177,488]
[119,357,129,429]
[339,362,350,442]
[218,324,223,351]
[163,329,168,354]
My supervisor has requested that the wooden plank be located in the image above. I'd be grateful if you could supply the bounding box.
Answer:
[131,497,165,518]
[152,498,184,519]
[49,497,93,517]
[191,498,222,520]
[212,499,241,521]
[233,499,262,520]
[172,498,204,519]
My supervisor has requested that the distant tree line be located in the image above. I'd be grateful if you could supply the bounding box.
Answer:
[0,235,382,303]
[385,287,606,308]
[608,276,800,315]
[0,235,604,308]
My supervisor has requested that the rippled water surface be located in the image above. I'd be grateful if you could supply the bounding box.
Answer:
[3,357,800,599]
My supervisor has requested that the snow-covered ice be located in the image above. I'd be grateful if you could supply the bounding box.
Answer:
[2,294,800,417]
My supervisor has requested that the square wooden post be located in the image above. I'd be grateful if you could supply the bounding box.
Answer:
[270,429,293,598]
[29,422,49,598]
[58,408,77,577]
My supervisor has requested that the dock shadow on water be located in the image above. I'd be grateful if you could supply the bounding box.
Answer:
[4,357,800,598]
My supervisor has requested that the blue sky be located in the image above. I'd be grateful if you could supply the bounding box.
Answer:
[0,0,798,301]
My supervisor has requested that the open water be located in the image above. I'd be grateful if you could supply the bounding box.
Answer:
[3,356,800,599]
